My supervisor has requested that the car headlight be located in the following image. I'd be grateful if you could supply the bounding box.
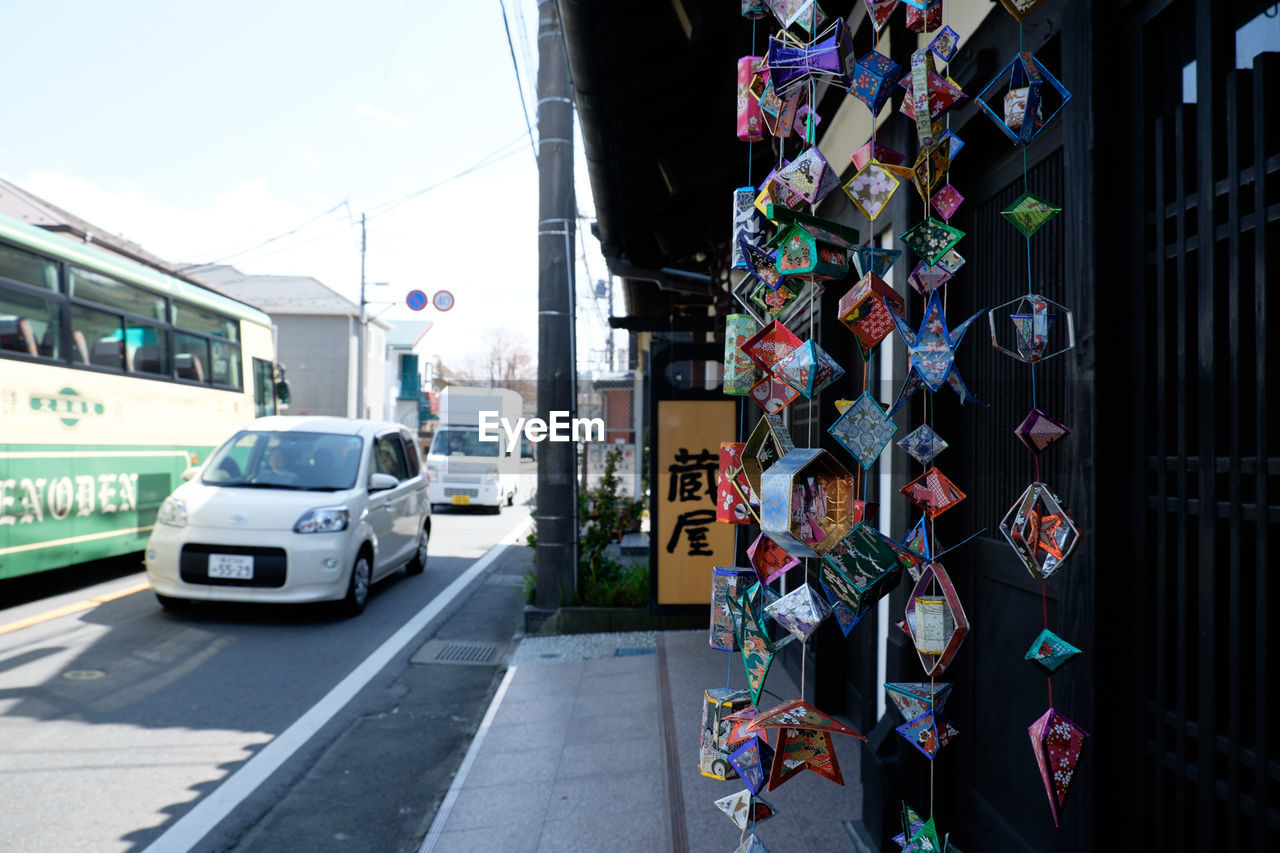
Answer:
[293,506,350,533]
[427,465,441,483]
[483,466,499,484]
[158,497,187,527]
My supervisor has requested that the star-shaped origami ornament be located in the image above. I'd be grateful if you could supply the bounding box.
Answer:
[768,727,844,789]
[886,290,986,415]
[747,697,867,739]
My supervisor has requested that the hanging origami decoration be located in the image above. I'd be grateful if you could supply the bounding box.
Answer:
[897,424,949,465]
[851,139,906,170]
[774,339,846,398]
[1028,708,1089,826]
[931,184,964,220]
[717,443,755,524]
[700,687,753,779]
[899,217,965,266]
[1024,627,1082,673]
[759,78,804,139]
[732,187,767,271]
[748,530,800,585]
[886,289,985,414]
[1015,408,1071,454]
[844,160,903,222]
[837,272,906,350]
[996,0,1050,23]
[988,293,1076,363]
[896,710,960,760]
[733,262,824,328]
[724,704,763,748]
[742,0,768,18]
[746,697,865,789]
[885,681,954,722]
[819,522,904,617]
[898,50,968,147]
[999,482,1080,579]
[735,834,773,853]
[930,25,960,62]
[729,733,776,794]
[724,313,763,396]
[765,17,855,95]
[1001,191,1062,238]
[851,245,902,279]
[773,146,841,206]
[903,0,942,33]
[765,203,860,276]
[737,57,766,143]
[741,412,795,497]
[764,583,832,642]
[903,561,969,677]
[850,49,902,114]
[863,0,900,32]
[749,372,802,415]
[764,0,826,29]
[819,578,867,636]
[714,789,777,831]
[739,237,792,295]
[711,567,755,650]
[759,448,856,558]
[737,583,782,705]
[900,466,966,518]
[975,52,1072,145]
[828,391,897,469]
[743,320,802,372]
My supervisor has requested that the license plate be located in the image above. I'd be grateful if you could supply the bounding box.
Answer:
[451,494,471,506]
[208,553,254,580]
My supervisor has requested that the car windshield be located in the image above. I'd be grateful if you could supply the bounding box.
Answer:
[429,428,499,458]
[202,430,364,490]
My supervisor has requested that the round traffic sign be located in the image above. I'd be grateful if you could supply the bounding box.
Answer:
[406,289,427,311]
[432,290,455,312]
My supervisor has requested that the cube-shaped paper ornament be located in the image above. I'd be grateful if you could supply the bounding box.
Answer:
[976,51,1071,145]
[760,448,857,558]
[1000,481,1080,580]
[737,56,766,143]
[724,313,763,396]
[774,224,852,280]
[714,789,777,832]
[837,272,905,348]
[1015,408,1071,454]
[896,710,959,759]
[711,567,756,650]
[900,218,965,266]
[1029,707,1089,827]
[819,523,903,617]
[732,187,766,272]
[764,583,832,642]
[897,424,948,464]
[729,735,775,794]
[773,146,835,205]
[863,0,900,31]
[989,293,1076,363]
[1025,627,1082,673]
[885,681,954,721]
[749,372,801,415]
[828,391,897,469]
[774,339,845,398]
[931,184,964,220]
[904,0,942,33]
[741,412,795,497]
[849,49,902,114]
[930,25,960,62]
[851,245,902,279]
[1002,191,1061,238]
[904,561,969,677]
[717,442,755,525]
[851,139,906,170]
[843,160,902,221]
[700,687,753,779]
[747,530,802,585]
[906,260,952,296]
[900,466,966,518]
[742,320,802,373]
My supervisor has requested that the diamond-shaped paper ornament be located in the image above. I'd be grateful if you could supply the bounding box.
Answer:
[930,25,960,62]
[774,339,845,398]
[1002,191,1061,238]
[1029,707,1089,827]
[885,681,954,721]
[976,51,1071,145]
[765,583,832,642]
[711,567,755,650]
[896,710,960,760]
[763,0,822,28]
[934,247,965,273]
[742,319,802,372]
[843,161,902,221]
[997,0,1049,22]
[900,466,966,518]
[851,246,901,279]
[747,530,802,585]
[738,237,792,295]
[1015,408,1071,454]
[989,292,1076,363]
[756,163,806,212]
[911,145,953,203]
[715,789,777,831]
[902,515,942,561]
[819,578,867,636]
[849,49,902,114]
[729,735,775,794]
[851,140,906,170]
[760,448,857,558]
[900,218,965,265]
[742,412,795,497]
[774,146,836,204]
[904,561,969,677]
[1000,482,1080,580]
[828,391,897,469]
[863,0,901,33]
[819,522,904,617]
[734,275,824,329]
[1025,628,1082,672]
[904,0,941,32]
[837,272,905,349]
[931,184,964,220]
[897,424,948,464]
[734,834,773,853]
[906,260,952,296]
[749,372,801,414]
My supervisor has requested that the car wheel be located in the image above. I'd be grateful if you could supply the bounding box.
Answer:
[711,758,729,779]
[405,523,429,575]
[339,553,371,617]
[487,503,501,515]
[155,593,189,611]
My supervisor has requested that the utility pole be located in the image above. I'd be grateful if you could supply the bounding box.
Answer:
[356,212,367,420]
[535,0,577,609]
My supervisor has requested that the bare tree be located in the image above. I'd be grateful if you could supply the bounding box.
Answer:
[457,327,536,410]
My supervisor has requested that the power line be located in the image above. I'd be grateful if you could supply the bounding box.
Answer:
[498,0,538,164]
[181,201,350,265]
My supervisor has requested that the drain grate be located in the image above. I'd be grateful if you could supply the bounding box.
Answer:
[411,639,501,666]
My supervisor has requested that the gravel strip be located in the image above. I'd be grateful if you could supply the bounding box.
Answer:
[510,630,657,666]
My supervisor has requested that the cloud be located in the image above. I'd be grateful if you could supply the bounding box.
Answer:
[354,103,411,129]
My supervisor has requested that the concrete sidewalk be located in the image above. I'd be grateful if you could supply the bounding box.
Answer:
[419,630,862,852]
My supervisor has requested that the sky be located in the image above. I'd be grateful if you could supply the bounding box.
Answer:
[1,0,616,376]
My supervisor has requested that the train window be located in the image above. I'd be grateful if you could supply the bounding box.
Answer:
[0,244,58,292]
[173,300,239,341]
[0,285,61,358]
[69,267,165,321]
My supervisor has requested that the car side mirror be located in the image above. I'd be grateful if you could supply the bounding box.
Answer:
[181,467,201,482]
[368,472,399,492]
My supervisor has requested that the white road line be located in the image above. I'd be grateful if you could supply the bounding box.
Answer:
[142,518,533,853]
[417,664,517,853]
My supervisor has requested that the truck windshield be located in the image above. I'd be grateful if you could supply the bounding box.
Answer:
[429,429,500,458]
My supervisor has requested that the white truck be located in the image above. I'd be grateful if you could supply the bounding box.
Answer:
[425,386,522,513]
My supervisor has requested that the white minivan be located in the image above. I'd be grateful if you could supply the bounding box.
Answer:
[145,416,430,616]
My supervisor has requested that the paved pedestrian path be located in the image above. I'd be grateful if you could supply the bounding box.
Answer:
[419,630,862,852]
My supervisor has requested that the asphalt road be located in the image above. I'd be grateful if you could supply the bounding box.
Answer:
[0,500,535,853]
